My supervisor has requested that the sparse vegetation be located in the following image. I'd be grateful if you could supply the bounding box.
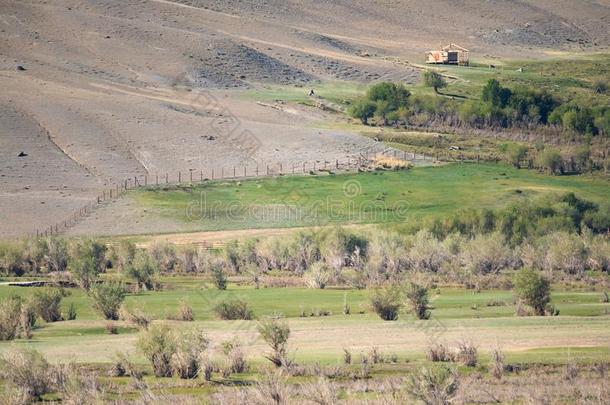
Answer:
[258,317,291,367]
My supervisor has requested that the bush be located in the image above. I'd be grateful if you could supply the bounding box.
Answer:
[461,233,515,274]
[66,303,77,321]
[426,342,453,362]
[32,287,66,322]
[89,282,126,320]
[124,250,159,291]
[222,339,248,374]
[423,70,447,93]
[171,329,210,379]
[370,285,402,321]
[177,300,194,321]
[348,98,376,125]
[68,239,107,290]
[541,232,588,275]
[121,305,152,330]
[149,241,177,272]
[537,148,564,175]
[406,365,459,405]
[0,296,22,340]
[214,298,254,320]
[258,317,291,367]
[211,264,228,290]
[513,268,551,316]
[456,340,478,367]
[250,370,291,405]
[409,230,447,273]
[138,325,176,377]
[489,347,505,379]
[405,282,431,320]
[0,348,54,401]
[304,261,331,289]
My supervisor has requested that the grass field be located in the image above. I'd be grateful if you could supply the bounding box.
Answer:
[1,281,609,366]
[128,163,610,233]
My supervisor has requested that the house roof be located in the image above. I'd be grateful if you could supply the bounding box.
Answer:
[441,43,469,52]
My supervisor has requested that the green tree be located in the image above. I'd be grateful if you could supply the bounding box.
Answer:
[125,250,159,291]
[537,148,563,175]
[89,282,126,320]
[482,79,511,108]
[423,71,447,94]
[348,99,376,125]
[68,239,106,290]
[506,144,528,169]
[405,282,430,320]
[513,268,551,316]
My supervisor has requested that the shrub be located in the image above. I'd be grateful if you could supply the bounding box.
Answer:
[171,329,210,379]
[489,347,505,379]
[66,302,77,321]
[406,282,431,320]
[89,282,126,320]
[121,305,152,330]
[0,348,54,401]
[370,285,402,321]
[456,340,478,367]
[423,70,447,93]
[304,261,331,289]
[343,349,352,365]
[177,300,194,321]
[302,376,339,405]
[542,232,588,275]
[138,325,176,377]
[250,370,291,405]
[149,241,177,272]
[427,342,453,362]
[68,239,106,290]
[124,250,160,291]
[211,264,228,290]
[461,233,515,274]
[406,365,459,405]
[513,268,551,316]
[409,230,447,273]
[214,298,254,320]
[113,240,136,272]
[44,237,69,273]
[348,98,376,125]
[258,317,291,367]
[32,287,66,322]
[0,296,22,340]
[537,148,564,175]
[222,339,248,374]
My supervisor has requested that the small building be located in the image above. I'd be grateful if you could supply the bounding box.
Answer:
[425,43,469,66]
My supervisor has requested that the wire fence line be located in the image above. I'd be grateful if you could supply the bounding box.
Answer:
[33,147,486,238]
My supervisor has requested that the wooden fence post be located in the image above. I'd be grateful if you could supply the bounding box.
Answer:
[165,173,169,184]
[178,171,181,183]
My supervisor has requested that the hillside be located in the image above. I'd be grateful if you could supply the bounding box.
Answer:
[1,0,609,236]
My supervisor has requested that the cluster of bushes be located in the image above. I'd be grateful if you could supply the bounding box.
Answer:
[349,77,610,138]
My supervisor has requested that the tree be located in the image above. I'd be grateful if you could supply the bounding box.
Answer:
[89,282,126,320]
[506,144,528,169]
[513,268,551,316]
[258,317,291,367]
[537,148,564,175]
[125,250,159,291]
[68,239,107,290]
[348,98,376,125]
[423,71,447,94]
[482,79,511,108]
[370,285,402,321]
[405,282,430,320]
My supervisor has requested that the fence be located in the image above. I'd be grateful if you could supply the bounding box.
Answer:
[33,147,487,238]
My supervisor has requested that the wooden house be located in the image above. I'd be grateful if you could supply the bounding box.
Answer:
[425,43,469,66]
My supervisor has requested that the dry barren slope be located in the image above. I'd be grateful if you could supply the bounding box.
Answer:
[0,0,608,237]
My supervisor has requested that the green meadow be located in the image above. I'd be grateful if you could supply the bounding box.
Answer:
[129,163,610,232]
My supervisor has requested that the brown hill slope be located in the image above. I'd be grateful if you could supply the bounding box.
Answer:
[0,0,608,237]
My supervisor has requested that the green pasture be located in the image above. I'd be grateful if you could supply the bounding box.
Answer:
[128,163,610,232]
